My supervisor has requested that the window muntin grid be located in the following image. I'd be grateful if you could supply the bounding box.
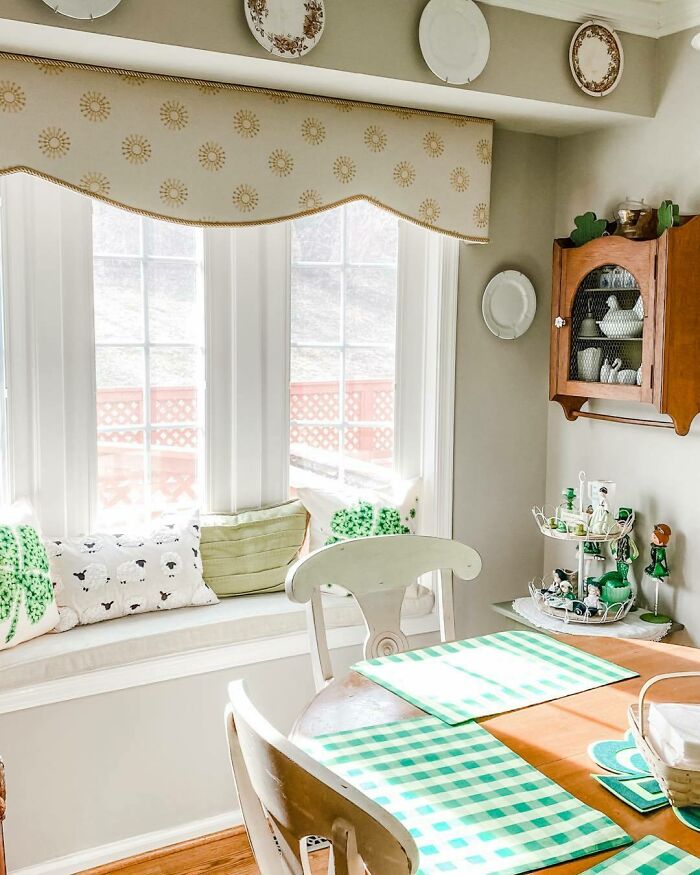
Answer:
[290,204,398,490]
[92,203,205,529]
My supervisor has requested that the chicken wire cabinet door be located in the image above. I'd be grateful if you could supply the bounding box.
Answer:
[550,235,657,418]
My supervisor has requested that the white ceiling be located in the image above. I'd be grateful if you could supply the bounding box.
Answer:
[480,0,700,38]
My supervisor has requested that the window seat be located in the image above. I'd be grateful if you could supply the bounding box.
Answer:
[0,588,437,711]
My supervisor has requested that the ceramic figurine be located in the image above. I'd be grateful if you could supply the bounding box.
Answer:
[645,523,671,579]
[583,539,603,558]
[641,524,673,625]
[560,580,575,600]
[563,487,576,512]
[611,507,639,593]
[588,486,620,536]
[557,520,568,533]
[607,357,622,384]
[574,582,604,617]
[543,568,568,596]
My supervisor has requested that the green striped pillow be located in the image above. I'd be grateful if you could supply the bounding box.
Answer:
[200,500,309,597]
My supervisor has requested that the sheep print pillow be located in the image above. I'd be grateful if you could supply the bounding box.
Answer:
[46,511,218,631]
[0,515,59,650]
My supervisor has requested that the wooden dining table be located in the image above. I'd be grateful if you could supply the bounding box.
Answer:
[293,635,700,873]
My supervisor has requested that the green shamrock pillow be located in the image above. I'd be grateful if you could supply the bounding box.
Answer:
[0,523,58,649]
[325,500,412,545]
[296,479,420,551]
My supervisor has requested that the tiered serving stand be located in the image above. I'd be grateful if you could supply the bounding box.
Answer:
[530,505,636,625]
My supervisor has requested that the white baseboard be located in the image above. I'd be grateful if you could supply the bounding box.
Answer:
[12,809,243,875]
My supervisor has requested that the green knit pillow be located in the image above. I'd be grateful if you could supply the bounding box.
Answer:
[0,524,57,647]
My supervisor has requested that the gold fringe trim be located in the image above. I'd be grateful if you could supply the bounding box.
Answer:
[0,51,494,127]
[0,166,489,243]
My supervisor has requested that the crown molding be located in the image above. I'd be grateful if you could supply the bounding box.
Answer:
[480,0,700,38]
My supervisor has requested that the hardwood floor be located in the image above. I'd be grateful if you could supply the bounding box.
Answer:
[80,828,329,875]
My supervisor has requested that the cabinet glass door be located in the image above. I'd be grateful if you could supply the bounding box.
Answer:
[569,264,644,387]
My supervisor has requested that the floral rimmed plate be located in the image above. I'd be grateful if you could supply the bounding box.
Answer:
[569,20,624,98]
[244,0,325,58]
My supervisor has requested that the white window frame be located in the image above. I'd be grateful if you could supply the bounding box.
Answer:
[289,206,397,490]
[92,208,206,528]
[0,174,458,591]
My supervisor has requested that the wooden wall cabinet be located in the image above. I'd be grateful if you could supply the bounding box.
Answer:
[550,217,700,435]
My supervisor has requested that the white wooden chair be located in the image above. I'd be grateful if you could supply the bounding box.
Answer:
[225,679,419,875]
[286,534,482,691]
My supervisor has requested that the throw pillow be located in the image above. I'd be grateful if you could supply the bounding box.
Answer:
[0,501,59,650]
[200,500,309,597]
[46,511,217,631]
[295,478,420,550]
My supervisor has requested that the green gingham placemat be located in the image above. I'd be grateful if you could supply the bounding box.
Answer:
[353,630,637,725]
[581,835,700,873]
[302,715,630,875]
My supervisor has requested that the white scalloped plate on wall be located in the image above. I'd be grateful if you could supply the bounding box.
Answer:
[419,0,490,84]
[482,270,536,340]
[40,0,123,18]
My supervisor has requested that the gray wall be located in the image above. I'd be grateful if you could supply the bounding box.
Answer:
[454,128,556,637]
[0,0,656,118]
[547,30,700,644]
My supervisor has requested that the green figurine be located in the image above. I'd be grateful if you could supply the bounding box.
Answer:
[563,487,576,512]
[583,540,602,557]
[645,523,671,579]
[641,524,672,625]
[612,507,638,584]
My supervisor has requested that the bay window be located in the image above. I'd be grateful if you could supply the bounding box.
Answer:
[290,203,398,491]
[0,173,458,545]
[92,205,206,529]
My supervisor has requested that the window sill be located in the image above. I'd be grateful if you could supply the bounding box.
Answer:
[0,590,438,715]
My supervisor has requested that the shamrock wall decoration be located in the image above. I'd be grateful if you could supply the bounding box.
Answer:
[570,212,608,247]
[325,500,411,545]
[0,525,54,643]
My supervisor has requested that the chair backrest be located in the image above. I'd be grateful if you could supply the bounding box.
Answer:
[225,680,419,875]
[286,534,481,690]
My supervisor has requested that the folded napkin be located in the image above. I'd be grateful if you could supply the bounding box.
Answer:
[648,703,700,769]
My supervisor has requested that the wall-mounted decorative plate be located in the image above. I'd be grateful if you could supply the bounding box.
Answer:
[569,20,623,97]
[419,0,490,85]
[482,270,536,340]
[40,0,123,18]
[244,0,325,58]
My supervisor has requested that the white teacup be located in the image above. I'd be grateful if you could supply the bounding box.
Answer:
[617,369,637,385]
[577,347,602,382]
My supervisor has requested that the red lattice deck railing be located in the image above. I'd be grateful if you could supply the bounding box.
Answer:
[97,380,393,510]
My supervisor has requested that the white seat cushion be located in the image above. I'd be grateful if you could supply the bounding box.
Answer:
[0,591,364,694]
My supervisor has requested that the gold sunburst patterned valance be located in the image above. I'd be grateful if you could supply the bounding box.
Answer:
[0,53,493,241]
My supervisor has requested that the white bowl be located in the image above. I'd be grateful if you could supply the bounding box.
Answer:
[597,319,644,338]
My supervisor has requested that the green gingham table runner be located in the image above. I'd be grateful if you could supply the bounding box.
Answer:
[581,835,700,873]
[302,715,630,875]
[353,630,637,725]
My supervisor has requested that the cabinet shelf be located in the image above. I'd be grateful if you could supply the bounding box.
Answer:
[582,287,640,293]
[575,336,643,342]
